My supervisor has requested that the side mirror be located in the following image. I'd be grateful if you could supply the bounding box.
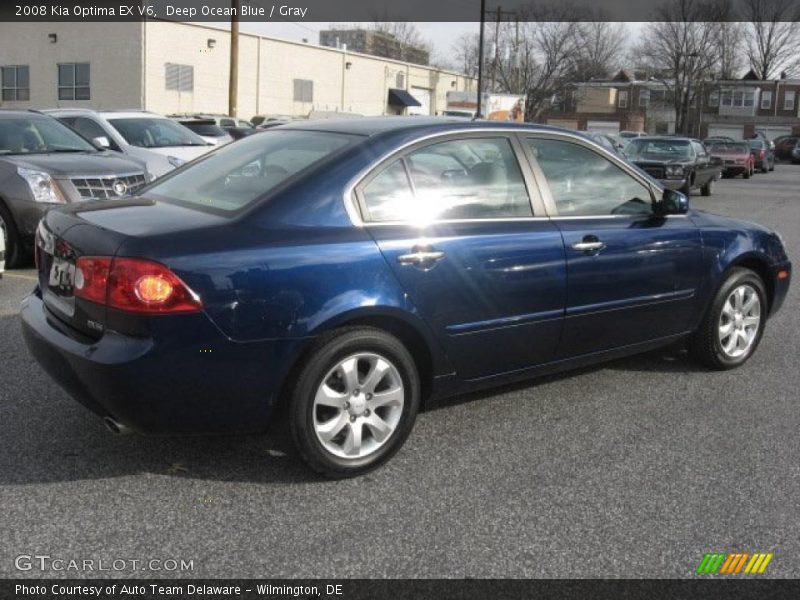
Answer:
[655,188,689,216]
[92,136,111,149]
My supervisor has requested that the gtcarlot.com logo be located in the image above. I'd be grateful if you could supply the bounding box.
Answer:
[696,552,773,575]
[15,554,194,572]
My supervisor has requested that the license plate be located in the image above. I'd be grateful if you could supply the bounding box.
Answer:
[48,257,75,289]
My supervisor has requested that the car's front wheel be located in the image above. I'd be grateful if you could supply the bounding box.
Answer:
[689,267,767,370]
[0,203,22,269]
[289,327,420,477]
[701,177,714,196]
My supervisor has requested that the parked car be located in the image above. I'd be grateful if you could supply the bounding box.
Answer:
[624,137,722,196]
[619,130,646,139]
[0,110,148,267]
[21,119,791,477]
[791,140,800,164]
[45,109,214,178]
[586,132,625,155]
[774,136,799,161]
[706,141,755,179]
[747,139,775,173]
[226,127,258,141]
[170,117,233,146]
[703,136,736,145]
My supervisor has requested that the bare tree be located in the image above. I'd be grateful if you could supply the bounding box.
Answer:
[714,21,745,79]
[743,0,800,79]
[450,32,480,78]
[567,21,628,83]
[370,22,433,62]
[633,0,723,134]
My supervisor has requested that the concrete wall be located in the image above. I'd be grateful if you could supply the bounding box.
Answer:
[0,22,143,110]
[144,22,473,119]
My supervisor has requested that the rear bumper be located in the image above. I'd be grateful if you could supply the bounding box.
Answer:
[723,166,747,175]
[21,292,307,435]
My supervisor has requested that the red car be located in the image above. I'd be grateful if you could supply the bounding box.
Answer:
[706,141,755,179]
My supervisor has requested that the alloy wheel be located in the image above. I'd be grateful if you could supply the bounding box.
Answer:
[718,284,761,358]
[312,353,405,459]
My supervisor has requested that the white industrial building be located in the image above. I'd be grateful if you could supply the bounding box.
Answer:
[0,21,475,119]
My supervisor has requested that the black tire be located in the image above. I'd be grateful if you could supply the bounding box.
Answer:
[689,267,768,370]
[761,161,769,174]
[289,327,421,478]
[0,202,22,269]
[743,167,751,179]
[680,180,692,195]
[700,177,713,196]
[769,161,775,171]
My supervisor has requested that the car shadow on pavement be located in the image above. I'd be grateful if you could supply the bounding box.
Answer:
[0,306,706,486]
[427,342,708,413]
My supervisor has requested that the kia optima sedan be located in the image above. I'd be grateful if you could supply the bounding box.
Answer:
[21,118,792,477]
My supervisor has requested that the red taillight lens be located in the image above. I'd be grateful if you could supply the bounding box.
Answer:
[760,150,766,158]
[74,256,202,314]
[74,257,112,304]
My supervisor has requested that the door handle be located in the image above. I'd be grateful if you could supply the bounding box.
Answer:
[397,248,446,268]
[572,240,606,252]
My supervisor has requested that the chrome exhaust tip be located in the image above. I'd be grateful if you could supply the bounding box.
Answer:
[103,417,132,435]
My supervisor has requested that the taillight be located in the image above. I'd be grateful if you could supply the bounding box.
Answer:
[760,150,766,158]
[74,257,202,314]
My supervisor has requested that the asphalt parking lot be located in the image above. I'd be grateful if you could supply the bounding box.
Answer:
[1,165,798,579]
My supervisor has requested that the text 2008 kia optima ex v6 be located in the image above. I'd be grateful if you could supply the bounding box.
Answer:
[21,119,791,477]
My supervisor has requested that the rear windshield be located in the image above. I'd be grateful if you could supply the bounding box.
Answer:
[181,122,228,137]
[108,117,208,148]
[145,130,357,213]
[748,140,766,149]
[708,142,749,152]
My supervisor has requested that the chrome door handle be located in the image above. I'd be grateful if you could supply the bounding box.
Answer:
[572,241,606,252]
[397,250,446,266]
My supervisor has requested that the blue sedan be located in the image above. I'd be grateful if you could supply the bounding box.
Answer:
[21,118,792,477]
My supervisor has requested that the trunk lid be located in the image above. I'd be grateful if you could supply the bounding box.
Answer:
[36,197,227,338]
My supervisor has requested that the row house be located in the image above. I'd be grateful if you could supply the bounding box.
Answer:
[542,69,800,141]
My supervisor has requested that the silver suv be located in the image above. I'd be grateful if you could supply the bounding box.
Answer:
[45,109,214,178]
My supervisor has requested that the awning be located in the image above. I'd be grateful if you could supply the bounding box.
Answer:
[387,88,421,108]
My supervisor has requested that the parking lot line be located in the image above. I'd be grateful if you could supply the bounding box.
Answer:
[3,272,37,281]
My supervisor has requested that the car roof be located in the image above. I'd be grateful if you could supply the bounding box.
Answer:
[278,116,582,137]
[0,109,51,119]
[635,136,692,142]
[42,109,168,119]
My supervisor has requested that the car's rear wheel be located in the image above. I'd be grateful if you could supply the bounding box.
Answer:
[289,327,420,478]
[689,267,767,370]
[743,167,751,179]
[0,203,22,269]
[761,161,769,173]
[701,177,713,196]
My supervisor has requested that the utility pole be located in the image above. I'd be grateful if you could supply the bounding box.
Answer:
[228,0,239,117]
[475,0,486,119]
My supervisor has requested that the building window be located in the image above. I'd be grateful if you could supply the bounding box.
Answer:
[396,72,405,89]
[1,65,30,101]
[785,91,796,111]
[165,63,194,92]
[638,89,650,107]
[58,63,90,100]
[720,89,755,108]
[708,90,719,107]
[293,79,313,103]
[618,90,628,109]
[760,91,772,109]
